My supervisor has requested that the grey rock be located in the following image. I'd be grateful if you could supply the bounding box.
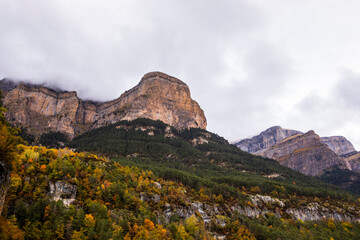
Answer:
[321,136,356,155]
[262,131,349,176]
[153,182,162,189]
[234,126,302,154]
[49,181,77,207]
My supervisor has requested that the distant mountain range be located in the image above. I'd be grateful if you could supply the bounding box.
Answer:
[2,71,360,238]
[233,126,360,192]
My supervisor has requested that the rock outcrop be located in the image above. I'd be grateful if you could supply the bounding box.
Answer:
[234,126,359,176]
[0,160,11,215]
[49,181,77,207]
[345,152,360,173]
[261,131,349,176]
[233,126,302,154]
[320,136,356,156]
[0,72,206,139]
[156,193,360,226]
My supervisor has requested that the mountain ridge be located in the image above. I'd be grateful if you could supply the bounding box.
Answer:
[0,71,206,139]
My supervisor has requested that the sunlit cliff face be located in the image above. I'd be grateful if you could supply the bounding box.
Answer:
[1,72,207,139]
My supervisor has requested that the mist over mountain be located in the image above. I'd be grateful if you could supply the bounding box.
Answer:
[0,72,206,139]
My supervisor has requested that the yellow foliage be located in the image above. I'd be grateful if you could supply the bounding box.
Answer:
[10,174,22,189]
[144,219,155,231]
[84,214,95,228]
[0,217,25,240]
[250,186,261,193]
[328,218,336,231]
[22,149,39,161]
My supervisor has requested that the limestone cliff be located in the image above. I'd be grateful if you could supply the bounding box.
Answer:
[320,136,356,156]
[234,126,359,176]
[233,126,302,154]
[261,130,349,176]
[0,72,206,139]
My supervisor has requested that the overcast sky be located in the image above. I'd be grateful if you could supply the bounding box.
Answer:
[1,0,360,149]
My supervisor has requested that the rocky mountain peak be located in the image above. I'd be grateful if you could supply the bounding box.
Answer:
[0,72,206,139]
[139,71,188,86]
[234,126,302,154]
[235,126,355,176]
[262,130,349,176]
[320,136,356,156]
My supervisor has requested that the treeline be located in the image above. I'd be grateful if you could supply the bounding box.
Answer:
[68,118,355,201]
[1,145,360,239]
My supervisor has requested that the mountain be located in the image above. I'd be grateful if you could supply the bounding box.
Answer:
[234,126,359,175]
[346,152,360,172]
[68,118,353,199]
[3,143,360,239]
[0,72,206,139]
[234,126,356,157]
[261,130,349,176]
[233,126,360,194]
[233,126,302,154]
[320,136,356,156]
[2,74,360,239]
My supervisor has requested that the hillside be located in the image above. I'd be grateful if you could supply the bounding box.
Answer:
[2,144,360,239]
[234,126,360,194]
[67,118,354,200]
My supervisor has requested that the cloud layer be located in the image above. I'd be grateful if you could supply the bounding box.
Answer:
[1,0,360,149]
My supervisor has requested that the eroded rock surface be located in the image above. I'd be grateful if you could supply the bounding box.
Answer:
[262,131,349,176]
[320,136,356,156]
[346,152,360,173]
[0,72,207,139]
[234,126,357,176]
[49,181,77,207]
[234,126,302,154]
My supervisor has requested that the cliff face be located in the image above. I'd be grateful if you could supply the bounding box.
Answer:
[235,126,358,176]
[320,136,356,156]
[3,84,80,138]
[88,72,207,130]
[0,72,206,139]
[261,131,349,176]
[234,126,302,154]
[345,152,360,173]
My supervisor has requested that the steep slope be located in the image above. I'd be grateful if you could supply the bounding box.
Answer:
[262,130,349,176]
[0,72,206,139]
[3,144,360,239]
[320,136,356,155]
[346,152,360,172]
[68,118,353,199]
[233,126,302,154]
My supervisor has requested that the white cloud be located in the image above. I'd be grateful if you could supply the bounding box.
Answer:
[1,0,360,149]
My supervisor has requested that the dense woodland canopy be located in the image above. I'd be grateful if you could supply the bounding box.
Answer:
[1,108,360,239]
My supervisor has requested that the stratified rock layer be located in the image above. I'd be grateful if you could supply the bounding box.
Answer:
[320,136,356,156]
[0,72,207,139]
[345,152,360,173]
[234,126,302,154]
[261,131,349,176]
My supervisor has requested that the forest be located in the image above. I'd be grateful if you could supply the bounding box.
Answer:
[1,115,360,239]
